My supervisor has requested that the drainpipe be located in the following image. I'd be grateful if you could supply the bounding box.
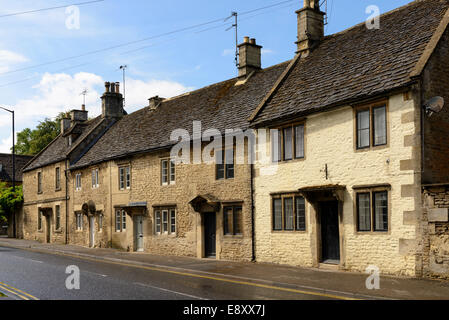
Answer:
[65,159,69,244]
[250,162,256,262]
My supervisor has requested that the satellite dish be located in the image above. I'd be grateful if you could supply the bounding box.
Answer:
[424,96,444,117]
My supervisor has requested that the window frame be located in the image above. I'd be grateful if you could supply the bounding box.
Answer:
[76,213,83,231]
[354,101,388,151]
[92,168,99,189]
[161,159,175,186]
[38,209,43,231]
[215,148,235,180]
[37,172,42,194]
[354,187,390,234]
[271,122,306,163]
[55,167,61,191]
[271,193,307,232]
[154,207,176,235]
[75,173,82,191]
[98,213,103,232]
[55,205,61,231]
[223,205,243,236]
[115,209,127,232]
[118,166,130,190]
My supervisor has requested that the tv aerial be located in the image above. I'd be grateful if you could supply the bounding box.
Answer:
[423,96,444,117]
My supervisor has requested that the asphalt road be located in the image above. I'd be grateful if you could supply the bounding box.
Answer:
[0,246,335,300]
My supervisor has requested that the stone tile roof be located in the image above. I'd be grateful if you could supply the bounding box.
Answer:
[250,0,449,126]
[71,61,289,169]
[24,116,104,172]
[0,154,34,183]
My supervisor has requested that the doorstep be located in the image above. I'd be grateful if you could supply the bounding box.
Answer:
[319,261,340,271]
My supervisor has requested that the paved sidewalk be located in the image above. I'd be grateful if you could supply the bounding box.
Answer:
[1,237,448,300]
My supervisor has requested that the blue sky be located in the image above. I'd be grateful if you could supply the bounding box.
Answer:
[0,0,412,153]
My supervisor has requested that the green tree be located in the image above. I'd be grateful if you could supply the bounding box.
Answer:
[14,112,70,156]
[0,182,23,224]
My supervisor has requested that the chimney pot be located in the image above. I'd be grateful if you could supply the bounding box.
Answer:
[105,82,111,93]
[110,82,116,93]
[244,36,250,43]
[81,104,86,111]
[115,82,120,94]
[250,38,256,45]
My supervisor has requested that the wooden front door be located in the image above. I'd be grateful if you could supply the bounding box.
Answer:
[320,201,340,263]
[134,215,144,252]
[46,215,51,244]
[204,213,216,258]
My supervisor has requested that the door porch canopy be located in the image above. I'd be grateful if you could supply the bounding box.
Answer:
[298,185,346,203]
[189,195,220,213]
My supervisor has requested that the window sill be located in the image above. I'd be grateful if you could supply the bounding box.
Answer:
[355,231,389,235]
[155,233,176,237]
[355,144,388,153]
[271,230,307,234]
[272,157,306,165]
[223,234,244,239]
[55,188,62,192]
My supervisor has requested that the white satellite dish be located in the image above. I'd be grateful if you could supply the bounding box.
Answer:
[424,96,444,117]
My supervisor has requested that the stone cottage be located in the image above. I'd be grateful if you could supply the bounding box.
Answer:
[248,0,449,277]
[19,0,449,278]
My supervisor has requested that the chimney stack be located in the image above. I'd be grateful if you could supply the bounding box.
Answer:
[148,96,165,110]
[70,109,88,127]
[101,81,124,118]
[60,118,71,134]
[296,0,325,56]
[238,36,262,78]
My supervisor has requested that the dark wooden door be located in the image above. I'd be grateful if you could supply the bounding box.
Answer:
[320,201,340,262]
[204,214,216,258]
[46,215,51,243]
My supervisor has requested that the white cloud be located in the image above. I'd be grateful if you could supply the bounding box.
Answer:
[261,49,274,55]
[222,49,234,57]
[124,78,193,112]
[0,49,28,73]
[0,72,193,153]
[0,134,12,154]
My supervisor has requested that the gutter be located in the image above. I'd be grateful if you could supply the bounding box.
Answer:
[250,83,416,129]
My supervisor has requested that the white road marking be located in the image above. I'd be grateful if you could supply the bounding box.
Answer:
[134,282,207,300]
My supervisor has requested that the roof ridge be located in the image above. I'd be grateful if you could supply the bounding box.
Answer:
[325,0,440,40]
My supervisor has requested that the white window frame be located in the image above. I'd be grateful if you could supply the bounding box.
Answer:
[119,166,130,190]
[76,213,83,231]
[75,173,82,191]
[92,169,99,189]
[115,210,127,232]
[161,159,175,186]
[155,208,176,235]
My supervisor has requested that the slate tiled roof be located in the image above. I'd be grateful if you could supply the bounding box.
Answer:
[251,0,449,126]
[71,61,289,169]
[24,116,104,172]
[0,154,34,182]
